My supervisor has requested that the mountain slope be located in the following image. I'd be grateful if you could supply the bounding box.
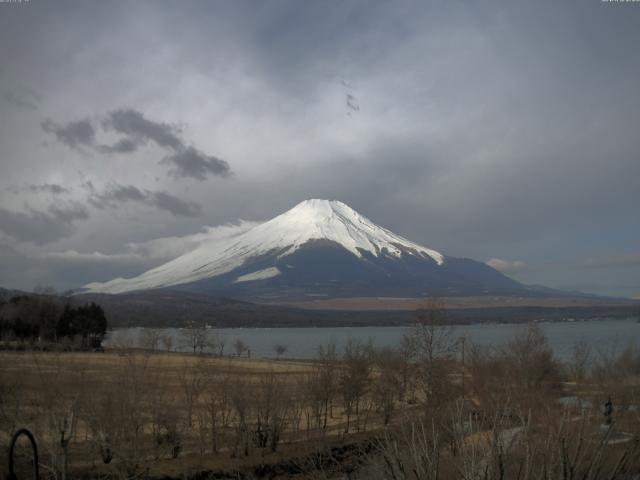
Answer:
[83,199,527,299]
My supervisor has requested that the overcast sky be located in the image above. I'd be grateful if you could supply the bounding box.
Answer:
[0,0,639,297]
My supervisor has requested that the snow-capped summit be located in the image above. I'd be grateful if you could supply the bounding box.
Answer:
[241,199,444,263]
[83,199,523,298]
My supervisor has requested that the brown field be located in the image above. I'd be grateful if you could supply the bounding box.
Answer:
[278,295,635,311]
[2,321,640,480]
[0,349,415,479]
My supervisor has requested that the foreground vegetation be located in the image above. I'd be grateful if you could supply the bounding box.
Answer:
[1,300,640,479]
[0,291,107,350]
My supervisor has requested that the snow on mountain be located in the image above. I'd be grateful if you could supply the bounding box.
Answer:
[83,199,445,294]
[234,267,281,283]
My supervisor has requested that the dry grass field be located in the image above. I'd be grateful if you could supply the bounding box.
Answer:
[0,348,415,479]
[2,320,640,479]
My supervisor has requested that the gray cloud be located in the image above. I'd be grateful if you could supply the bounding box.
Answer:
[47,202,89,224]
[97,137,139,154]
[89,183,202,217]
[3,87,41,110]
[6,184,71,195]
[41,108,231,180]
[486,258,528,275]
[0,221,260,291]
[104,108,183,151]
[41,118,96,149]
[150,191,203,217]
[43,221,257,267]
[162,147,231,180]
[29,184,71,195]
[0,202,89,245]
[103,109,231,180]
[0,243,52,291]
[79,181,96,193]
[89,184,147,207]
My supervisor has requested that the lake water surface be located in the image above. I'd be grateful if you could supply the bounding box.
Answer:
[106,317,640,361]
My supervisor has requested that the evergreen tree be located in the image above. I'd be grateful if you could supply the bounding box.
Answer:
[57,304,75,339]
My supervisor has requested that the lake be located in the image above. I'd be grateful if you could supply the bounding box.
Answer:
[105,317,640,361]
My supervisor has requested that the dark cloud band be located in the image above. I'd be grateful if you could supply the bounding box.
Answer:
[104,108,183,151]
[88,183,202,217]
[41,118,96,149]
[41,109,231,181]
[29,184,71,195]
[162,147,231,181]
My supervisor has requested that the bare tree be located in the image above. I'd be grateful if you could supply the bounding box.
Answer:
[233,338,248,357]
[204,372,233,453]
[179,358,206,428]
[397,334,416,402]
[181,320,209,354]
[33,353,86,480]
[229,376,251,457]
[466,341,511,416]
[130,362,181,461]
[139,328,161,352]
[593,340,640,410]
[109,353,152,478]
[371,347,403,425]
[210,332,226,357]
[273,343,288,360]
[568,339,591,394]
[502,323,560,390]
[371,406,640,480]
[161,334,173,352]
[306,341,338,432]
[468,324,561,417]
[407,298,457,410]
[253,371,291,452]
[217,335,226,356]
[339,339,372,433]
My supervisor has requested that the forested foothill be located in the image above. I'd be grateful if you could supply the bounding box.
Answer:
[76,289,640,328]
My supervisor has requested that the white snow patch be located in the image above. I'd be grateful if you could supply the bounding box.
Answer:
[234,267,281,283]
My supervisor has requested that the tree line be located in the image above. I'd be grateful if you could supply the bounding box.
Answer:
[0,292,108,349]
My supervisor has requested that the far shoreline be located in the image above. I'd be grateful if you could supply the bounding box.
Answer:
[103,304,639,329]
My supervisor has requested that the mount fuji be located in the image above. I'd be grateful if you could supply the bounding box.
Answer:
[82,199,530,299]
